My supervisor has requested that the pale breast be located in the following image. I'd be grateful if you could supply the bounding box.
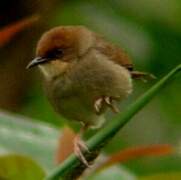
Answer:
[69,49,133,101]
[44,49,133,127]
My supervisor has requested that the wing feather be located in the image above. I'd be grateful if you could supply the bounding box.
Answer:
[95,35,133,71]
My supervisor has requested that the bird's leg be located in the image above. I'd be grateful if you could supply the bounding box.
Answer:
[131,71,156,82]
[74,125,90,167]
[104,96,119,113]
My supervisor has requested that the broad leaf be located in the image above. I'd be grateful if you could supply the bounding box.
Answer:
[0,154,45,180]
[0,111,59,170]
[88,166,137,180]
[140,172,181,180]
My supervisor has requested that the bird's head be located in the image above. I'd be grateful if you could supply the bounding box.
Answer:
[27,26,95,79]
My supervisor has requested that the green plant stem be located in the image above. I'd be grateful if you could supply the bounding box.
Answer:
[46,64,181,180]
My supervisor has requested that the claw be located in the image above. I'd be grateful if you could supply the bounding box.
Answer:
[104,96,119,113]
[109,102,119,113]
[94,96,119,114]
[104,97,112,105]
[94,98,103,114]
[74,135,91,167]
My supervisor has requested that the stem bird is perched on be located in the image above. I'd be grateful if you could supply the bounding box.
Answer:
[27,26,152,166]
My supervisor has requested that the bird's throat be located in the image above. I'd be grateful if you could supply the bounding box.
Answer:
[38,61,70,81]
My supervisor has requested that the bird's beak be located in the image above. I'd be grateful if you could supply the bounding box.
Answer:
[26,57,49,69]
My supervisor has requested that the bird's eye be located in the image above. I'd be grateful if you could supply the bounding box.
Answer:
[46,49,63,59]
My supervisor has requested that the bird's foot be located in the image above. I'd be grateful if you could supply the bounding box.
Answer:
[94,98,104,114]
[94,96,119,114]
[104,96,119,113]
[74,135,91,167]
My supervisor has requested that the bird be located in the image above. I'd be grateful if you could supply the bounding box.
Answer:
[27,25,153,166]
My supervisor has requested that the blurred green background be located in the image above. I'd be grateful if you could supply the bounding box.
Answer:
[0,0,180,179]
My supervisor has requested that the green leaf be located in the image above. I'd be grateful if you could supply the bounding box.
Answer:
[88,166,137,180]
[0,154,45,180]
[0,111,59,170]
[139,172,181,180]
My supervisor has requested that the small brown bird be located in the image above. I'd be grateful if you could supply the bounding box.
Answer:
[27,26,153,166]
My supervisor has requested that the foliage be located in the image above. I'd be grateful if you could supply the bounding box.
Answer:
[0,154,45,180]
[45,64,180,179]
[0,64,180,179]
[0,15,39,48]
[0,0,180,179]
[0,111,59,170]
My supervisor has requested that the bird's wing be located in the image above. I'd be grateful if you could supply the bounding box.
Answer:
[94,35,155,80]
[95,35,133,71]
